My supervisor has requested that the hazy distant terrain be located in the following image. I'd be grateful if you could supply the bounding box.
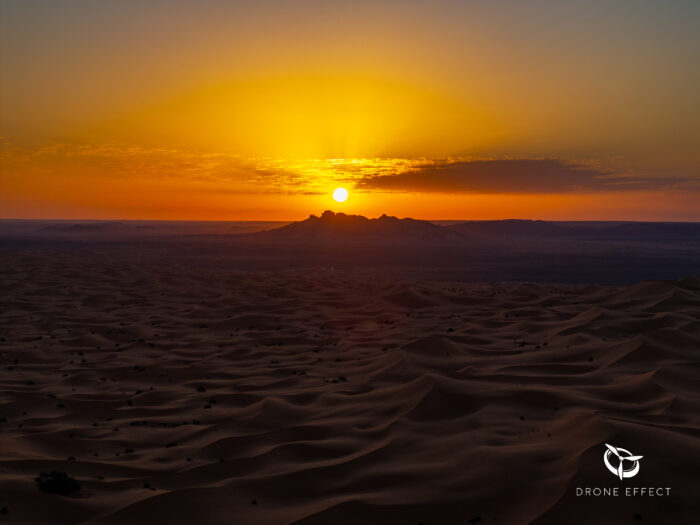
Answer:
[0,219,291,238]
[1,215,698,285]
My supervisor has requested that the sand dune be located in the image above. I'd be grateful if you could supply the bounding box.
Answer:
[0,253,698,524]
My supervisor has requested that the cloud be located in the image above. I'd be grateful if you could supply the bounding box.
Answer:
[354,159,695,193]
[3,142,697,196]
[1,142,276,192]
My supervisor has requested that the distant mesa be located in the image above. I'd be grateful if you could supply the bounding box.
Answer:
[40,221,143,233]
[447,219,562,237]
[447,219,700,239]
[252,210,462,241]
[589,222,700,239]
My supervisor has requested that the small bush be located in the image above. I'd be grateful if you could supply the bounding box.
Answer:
[35,471,80,496]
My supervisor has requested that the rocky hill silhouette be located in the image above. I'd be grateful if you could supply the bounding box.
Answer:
[250,210,463,241]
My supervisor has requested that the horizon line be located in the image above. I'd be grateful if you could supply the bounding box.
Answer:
[2,217,700,224]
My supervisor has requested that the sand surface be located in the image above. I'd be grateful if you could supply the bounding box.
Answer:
[1,253,699,524]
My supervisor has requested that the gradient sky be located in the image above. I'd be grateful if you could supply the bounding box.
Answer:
[1,0,699,220]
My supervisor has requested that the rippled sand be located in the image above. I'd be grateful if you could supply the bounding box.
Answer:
[1,254,699,524]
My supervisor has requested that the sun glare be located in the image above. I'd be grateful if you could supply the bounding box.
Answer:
[333,187,349,202]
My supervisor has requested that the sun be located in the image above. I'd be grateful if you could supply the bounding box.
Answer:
[332,187,349,202]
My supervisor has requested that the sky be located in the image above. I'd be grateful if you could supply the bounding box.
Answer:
[1,0,699,220]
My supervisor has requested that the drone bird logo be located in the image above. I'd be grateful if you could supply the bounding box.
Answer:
[604,444,643,480]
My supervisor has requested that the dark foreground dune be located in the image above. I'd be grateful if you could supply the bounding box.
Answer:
[1,250,699,524]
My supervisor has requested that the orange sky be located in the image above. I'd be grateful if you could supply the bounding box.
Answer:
[1,1,699,220]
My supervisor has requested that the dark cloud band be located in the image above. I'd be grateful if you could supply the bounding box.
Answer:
[355,159,691,194]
